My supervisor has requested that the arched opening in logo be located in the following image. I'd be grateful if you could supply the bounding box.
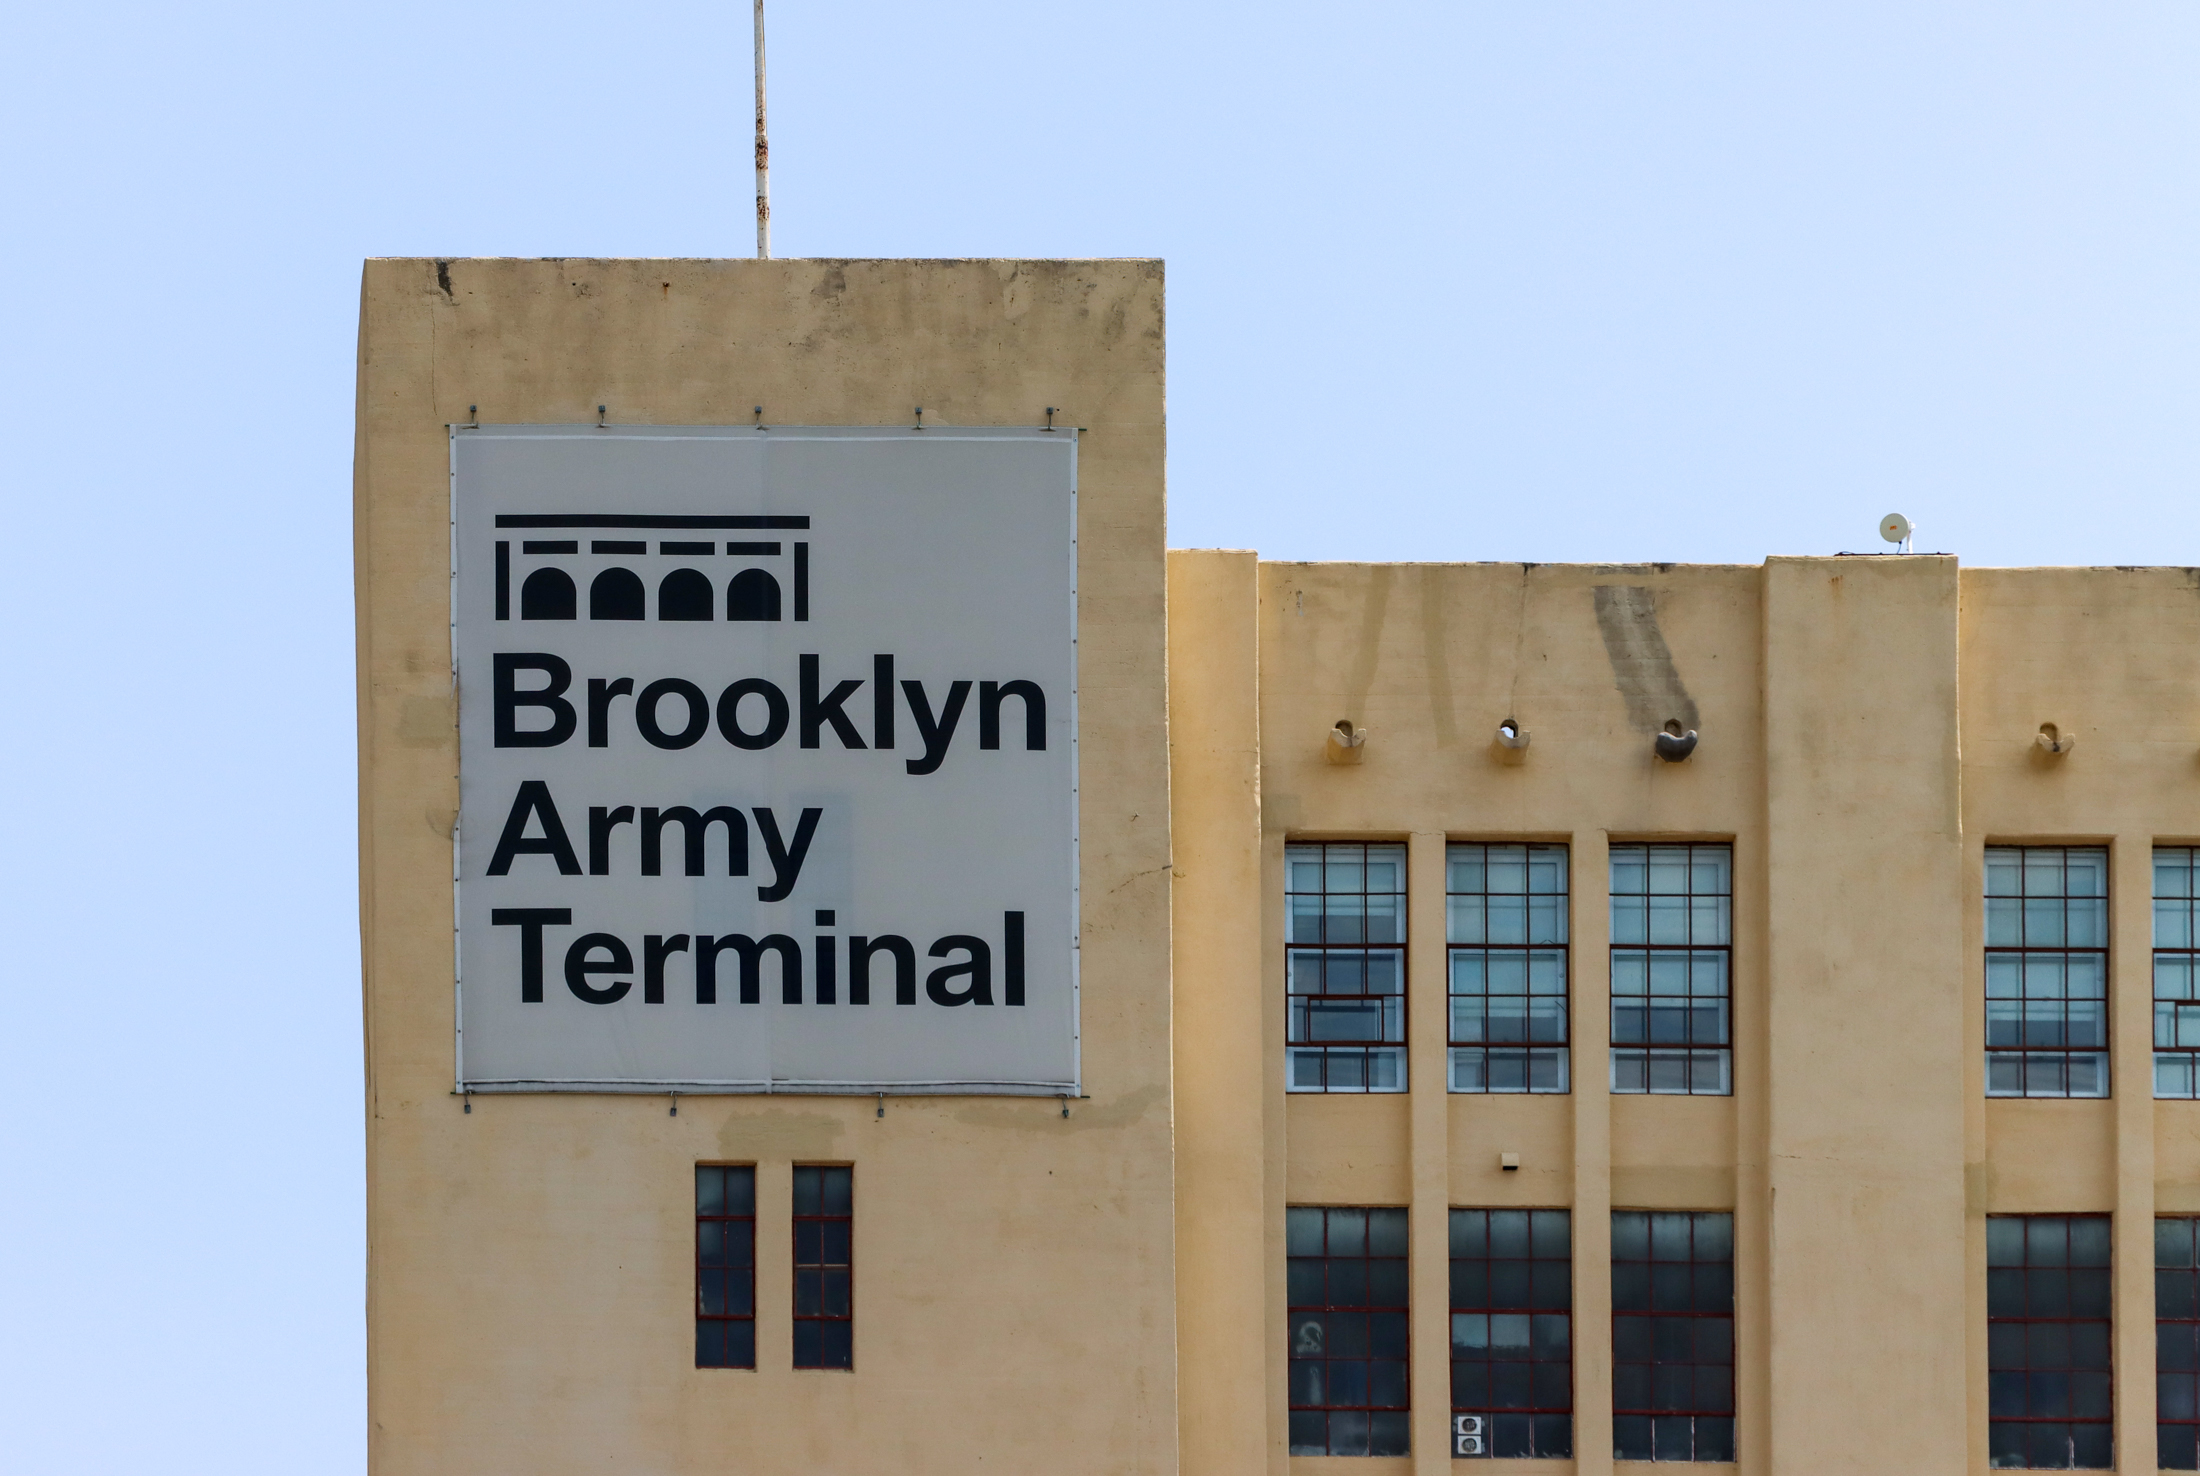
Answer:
[520,567,576,620]
[727,568,782,622]
[590,568,645,621]
[658,568,714,621]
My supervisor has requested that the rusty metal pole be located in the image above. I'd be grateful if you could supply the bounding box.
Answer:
[753,0,770,259]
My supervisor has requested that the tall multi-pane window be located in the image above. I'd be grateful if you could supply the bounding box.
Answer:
[1448,845,1569,1093]
[1987,1214,2111,1468]
[1287,1206,1411,1457]
[792,1165,852,1370]
[1610,845,1733,1096]
[695,1165,756,1369]
[2157,848,2200,1097]
[2158,1217,2200,1469]
[1986,847,2109,1099]
[1450,1209,1572,1459]
[1611,1211,1734,1463]
[1287,844,1408,1093]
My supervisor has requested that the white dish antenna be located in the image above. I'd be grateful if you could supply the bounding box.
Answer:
[1879,513,1914,553]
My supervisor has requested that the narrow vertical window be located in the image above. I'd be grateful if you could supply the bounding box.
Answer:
[1449,844,1570,1093]
[792,1165,852,1370]
[1286,843,1408,1093]
[2158,1217,2200,1470]
[1450,1209,1572,1459]
[1612,1211,1734,1463]
[1287,1206,1412,1457]
[1610,845,1732,1095]
[2157,848,2200,1098]
[1987,1213,2112,1468]
[1986,846,2109,1098]
[695,1165,756,1369]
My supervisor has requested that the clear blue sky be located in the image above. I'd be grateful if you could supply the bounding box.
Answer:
[1,2,2194,1468]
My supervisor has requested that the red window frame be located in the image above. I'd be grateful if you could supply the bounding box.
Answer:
[1609,844,1734,1097]
[792,1164,853,1370]
[1446,843,1572,1095]
[1449,1208,1573,1459]
[1985,846,2110,1099]
[2155,847,2200,1098]
[694,1164,756,1369]
[1285,842,1409,1094]
[1987,1213,2112,1469]
[1287,1205,1412,1457]
[1611,1210,1734,1463]
[2158,1217,2200,1470]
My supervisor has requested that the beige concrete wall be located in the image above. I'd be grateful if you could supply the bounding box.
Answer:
[357,258,1174,1476]
[1959,566,2200,1476]
[1187,557,2200,1476]
[1253,562,1764,1476]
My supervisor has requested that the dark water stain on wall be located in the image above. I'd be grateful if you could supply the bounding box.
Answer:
[1418,568,1459,748]
[1593,585,1699,735]
[1343,566,1394,720]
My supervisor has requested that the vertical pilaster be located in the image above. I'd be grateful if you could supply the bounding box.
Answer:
[1264,834,1292,1476]
[2113,832,2157,1474]
[1762,556,1968,1476]
[755,1157,791,1373]
[1965,832,1990,1476]
[1409,831,1451,1473]
[1573,828,1614,1476]
[1167,550,1270,1476]
[1733,822,1772,1476]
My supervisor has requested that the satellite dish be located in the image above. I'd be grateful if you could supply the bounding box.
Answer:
[1880,513,1913,547]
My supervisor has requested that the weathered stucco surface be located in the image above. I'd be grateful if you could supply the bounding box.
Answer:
[1165,554,2200,1476]
[358,258,1173,1476]
[363,259,2200,1476]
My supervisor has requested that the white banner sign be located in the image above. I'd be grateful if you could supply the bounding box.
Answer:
[451,426,1078,1093]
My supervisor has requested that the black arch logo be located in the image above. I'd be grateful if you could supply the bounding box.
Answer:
[520,567,576,620]
[660,569,714,621]
[727,568,781,622]
[590,569,645,621]
[494,515,810,625]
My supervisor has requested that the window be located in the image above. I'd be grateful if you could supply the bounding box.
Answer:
[1449,845,1569,1093]
[695,1165,756,1369]
[792,1165,852,1370]
[1450,1209,1572,1459]
[2157,849,2200,1098]
[1986,847,2108,1098]
[1287,843,1408,1092]
[1610,845,1732,1095]
[2159,1218,2200,1470]
[1988,1214,2111,1468]
[1612,1211,1734,1463]
[1287,1206,1411,1456]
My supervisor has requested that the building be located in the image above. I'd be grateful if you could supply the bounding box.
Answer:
[356,257,2200,1475]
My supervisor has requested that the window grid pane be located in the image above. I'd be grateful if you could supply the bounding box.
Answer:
[1611,1211,1735,1463]
[791,1165,852,1370]
[1449,844,1570,1095]
[1988,1213,2113,1468]
[1610,845,1733,1097]
[695,1165,757,1369]
[2158,848,2200,1100]
[1287,1206,1412,1458]
[1451,1208,1573,1460]
[2159,1217,2200,1470]
[1987,846,2110,1099]
[1287,843,1409,1094]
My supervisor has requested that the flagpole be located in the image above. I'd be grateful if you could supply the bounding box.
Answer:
[754,0,770,259]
